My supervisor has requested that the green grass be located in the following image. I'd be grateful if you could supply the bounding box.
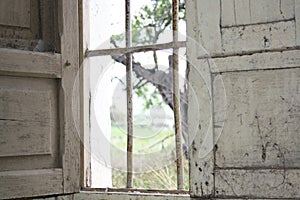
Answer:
[110,125,189,190]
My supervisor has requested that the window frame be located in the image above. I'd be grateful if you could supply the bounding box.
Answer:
[79,0,209,198]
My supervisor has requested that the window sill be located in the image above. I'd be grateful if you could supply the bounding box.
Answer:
[77,189,190,200]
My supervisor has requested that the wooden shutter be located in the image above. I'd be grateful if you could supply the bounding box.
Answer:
[0,0,80,199]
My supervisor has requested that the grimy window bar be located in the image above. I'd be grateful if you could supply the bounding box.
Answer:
[85,0,185,190]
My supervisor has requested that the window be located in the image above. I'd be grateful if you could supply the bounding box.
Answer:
[81,0,190,192]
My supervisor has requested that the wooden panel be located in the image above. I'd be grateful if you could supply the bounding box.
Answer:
[214,68,300,168]
[221,0,295,27]
[0,0,31,28]
[215,169,300,198]
[221,20,296,53]
[211,50,300,73]
[0,169,63,199]
[0,76,58,158]
[60,0,81,193]
[0,0,40,48]
[0,48,62,78]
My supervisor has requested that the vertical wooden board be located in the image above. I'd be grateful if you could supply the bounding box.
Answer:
[215,169,300,198]
[221,0,236,27]
[60,0,80,193]
[187,57,214,197]
[235,0,251,25]
[214,68,300,168]
[79,0,92,187]
[221,21,296,53]
[194,0,222,56]
[296,0,300,45]
[0,0,30,28]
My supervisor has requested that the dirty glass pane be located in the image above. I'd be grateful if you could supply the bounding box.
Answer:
[89,0,125,50]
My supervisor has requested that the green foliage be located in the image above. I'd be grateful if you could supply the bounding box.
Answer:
[135,83,163,110]
[111,126,189,189]
[131,0,172,45]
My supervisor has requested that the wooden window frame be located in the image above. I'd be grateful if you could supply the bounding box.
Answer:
[78,0,195,198]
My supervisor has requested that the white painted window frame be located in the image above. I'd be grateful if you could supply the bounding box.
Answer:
[78,0,209,199]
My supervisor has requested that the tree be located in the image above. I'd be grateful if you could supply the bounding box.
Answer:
[111,0,188,156]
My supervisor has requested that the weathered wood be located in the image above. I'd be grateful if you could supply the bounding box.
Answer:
[250,0,295,24]
[0,76,58,158]
[0,0,40,49]
[235,0,251,25]
[221,0,295,27]
[190,0,222,57]
[0,0,31,28]
[211,50,300,73]
[60,0,80,193]
[221,20,296,53]
[73,192,189,200]
[0,169,63,199]
[215,169,300,198]
[296,0,300,45]
[187,1,215,197]
[0,48,61,78]
[79,0,92,188]
[221,0,235,27]
[214,68,300,168]
[187,57,214,196]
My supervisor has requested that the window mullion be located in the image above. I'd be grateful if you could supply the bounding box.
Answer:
[172,0,184,190]
[125,0,134,189]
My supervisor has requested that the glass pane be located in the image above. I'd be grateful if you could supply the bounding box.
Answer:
[88,49,189,189]
[129,0,186,46]
[89,0,125,50]
[178,0,186,41]
[130,0,173,46]
[110,48,189,189]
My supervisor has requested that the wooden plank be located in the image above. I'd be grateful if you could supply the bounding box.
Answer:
[189,0,222,57]
[296,0,300,45]
[187,56,214,196]
[215,169,300,198]
[214,68,300,168]
[187,2,215,197]
[221,0,236,27]
[60,0,81,193]
[0,48,61,78]
[0,154,59,172]
[73,192,189,200]
[0,0,31,28]
[221,20,296,53]
[0,169,63,199]
[79,0,92,187]
[211,50,300,73]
